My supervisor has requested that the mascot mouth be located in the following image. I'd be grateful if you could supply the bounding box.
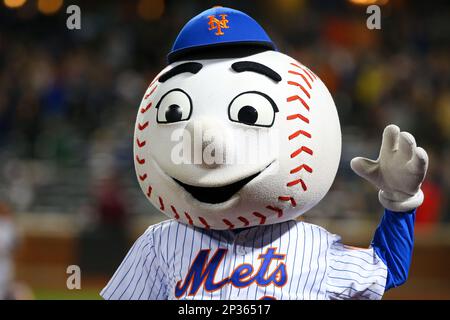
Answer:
[172,166,269,204]
[173,172,259,204]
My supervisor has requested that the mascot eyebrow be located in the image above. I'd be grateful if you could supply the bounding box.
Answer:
[231,61,282,82]
[159,62,203,82]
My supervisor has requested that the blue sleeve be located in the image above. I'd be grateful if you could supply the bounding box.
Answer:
[371,209,416,291]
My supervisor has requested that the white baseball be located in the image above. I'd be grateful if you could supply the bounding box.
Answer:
[133,50,341,230]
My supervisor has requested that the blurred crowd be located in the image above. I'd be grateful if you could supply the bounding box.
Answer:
[0,0,448,231]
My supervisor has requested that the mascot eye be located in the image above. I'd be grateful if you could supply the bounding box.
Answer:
[156,89,192,123]
[228,91,278,127]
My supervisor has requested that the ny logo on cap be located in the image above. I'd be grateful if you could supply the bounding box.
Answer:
[207,14,229,36]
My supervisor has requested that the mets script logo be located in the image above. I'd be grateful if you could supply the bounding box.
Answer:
[175,247,287,299]
[207,14,229,36]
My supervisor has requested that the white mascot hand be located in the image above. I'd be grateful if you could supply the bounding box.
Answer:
[350,124,428,212]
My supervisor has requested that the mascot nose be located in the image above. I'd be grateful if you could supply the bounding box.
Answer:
[184,117,231,168]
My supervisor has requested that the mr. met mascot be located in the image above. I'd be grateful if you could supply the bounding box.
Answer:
[101,7,428,300]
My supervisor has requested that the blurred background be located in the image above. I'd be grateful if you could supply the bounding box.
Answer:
[0,0,448,300]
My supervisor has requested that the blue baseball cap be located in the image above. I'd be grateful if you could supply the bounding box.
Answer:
[168,6,276,63]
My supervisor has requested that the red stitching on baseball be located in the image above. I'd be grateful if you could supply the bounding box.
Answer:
[287,179,307,191]
[158,197,165,211]
[291,62,316,81]
[287,114,309,124]
[303,67,317,80]
[288,70,312,89]
[291,146,313,158]
[198,217,210,229]
[138,121,149,131]
[148,78,159,88]
[289,130,311,140]
[278,196,297,207]
[291,61,317,82]
[170,205,180,219]
[140,102,152,114]
[285,61,314,207]
[136,155,145,164]
[252,212,266,225]
[222,219,234,229]
[287,95,310,111]
[184,212,193,225]
[139,173,148,181]
[238,216,249,227]
[136,139,146,148]
[290,164,313,174]
[266,205,283,218]
[287,81,311,99]
[146,186,152,198]
[144,85,158,99]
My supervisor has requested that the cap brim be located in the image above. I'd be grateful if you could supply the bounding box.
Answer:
[167,41,276,63]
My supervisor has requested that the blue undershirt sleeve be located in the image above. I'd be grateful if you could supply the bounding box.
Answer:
[371,209,416,290]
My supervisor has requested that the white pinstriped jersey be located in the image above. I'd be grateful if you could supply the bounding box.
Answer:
[101,220,387,300]
[0,218,15,300]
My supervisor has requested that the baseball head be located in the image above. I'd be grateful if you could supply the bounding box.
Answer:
[134,50,341,230]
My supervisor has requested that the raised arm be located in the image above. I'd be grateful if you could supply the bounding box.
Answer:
[351,125,428,290]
